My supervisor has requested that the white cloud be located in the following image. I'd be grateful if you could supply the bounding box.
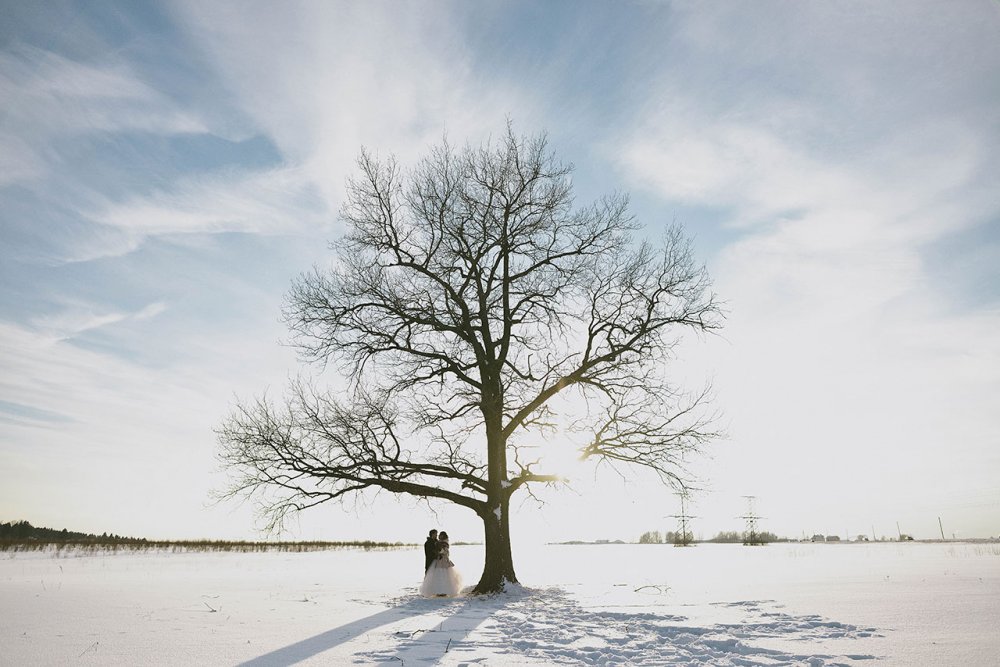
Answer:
[0,45,207,186]
[134,302,168,320]
[0,133,46,185]
[616,128,999,537]
[92,166,330,239]
[0,306,301,538]
[0,45,205,134]
[169,1,535,205]
[618,100,984,236]
[3,1,997,543]
[608,3,1000,538]
[28,300,168,342]
[26,2,536,262]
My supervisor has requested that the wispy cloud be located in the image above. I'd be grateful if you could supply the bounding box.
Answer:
[0,44,207,186]
[1,1,997,541]
[0,308,297,537]
[611,4,1000,537]
[0,399,75,428]
[29,300,168,342]
[74,166,331,261]
[169,1,535,204]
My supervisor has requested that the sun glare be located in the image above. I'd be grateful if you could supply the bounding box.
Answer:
[538,431,589,480]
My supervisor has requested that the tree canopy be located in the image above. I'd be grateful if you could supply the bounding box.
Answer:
[218,126,722,592]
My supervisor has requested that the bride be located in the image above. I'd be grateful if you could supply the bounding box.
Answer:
[420,531,463,597]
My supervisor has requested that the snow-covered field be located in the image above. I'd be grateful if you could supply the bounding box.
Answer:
[2,542,997,665]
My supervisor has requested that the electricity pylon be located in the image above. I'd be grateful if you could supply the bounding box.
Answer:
[667,492,696,546]
[739,495,765,546]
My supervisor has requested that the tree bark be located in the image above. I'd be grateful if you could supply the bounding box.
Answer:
[473,499,517,593]
[473,386,518,594]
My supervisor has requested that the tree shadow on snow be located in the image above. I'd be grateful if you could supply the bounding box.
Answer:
[471,591,885,666]
[354,591,515,664]
[239,591,496,667]
[355,588,885,666]
[242,588,884,666]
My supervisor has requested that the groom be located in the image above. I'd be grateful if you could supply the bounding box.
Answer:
[423,529,440,572]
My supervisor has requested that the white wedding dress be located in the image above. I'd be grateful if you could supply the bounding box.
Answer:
[420,543,463,597]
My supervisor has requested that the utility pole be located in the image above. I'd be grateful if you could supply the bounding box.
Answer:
[938,517,946,541]
[667,492,695,547]
[740,496,764,546]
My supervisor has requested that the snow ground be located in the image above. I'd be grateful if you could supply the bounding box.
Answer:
[1,542,997,665]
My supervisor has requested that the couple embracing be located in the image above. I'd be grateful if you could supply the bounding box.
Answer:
[420,529,463,597]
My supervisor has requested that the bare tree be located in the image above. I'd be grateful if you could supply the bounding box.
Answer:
[217,126,722,593]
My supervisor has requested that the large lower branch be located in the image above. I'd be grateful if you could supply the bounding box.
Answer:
[372,477,487,513]
[506,472,564,497]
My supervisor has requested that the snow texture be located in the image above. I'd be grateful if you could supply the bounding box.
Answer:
[356,588,880,666]
[1,542,997,665]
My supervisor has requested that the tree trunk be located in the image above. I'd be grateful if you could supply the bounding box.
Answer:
[474,381,517,593]
[472,499,518,594]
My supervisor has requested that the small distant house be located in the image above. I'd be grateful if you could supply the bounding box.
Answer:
[811,534,825,542]
[825,535,841,542]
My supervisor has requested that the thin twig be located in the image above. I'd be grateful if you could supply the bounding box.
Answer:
[78,641,99,657]
[633,584,670,594]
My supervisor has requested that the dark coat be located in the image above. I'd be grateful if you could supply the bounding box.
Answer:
[423,537,439,571]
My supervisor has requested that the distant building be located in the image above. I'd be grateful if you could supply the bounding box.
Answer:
[811,534,826,542]
[825,535,841,542]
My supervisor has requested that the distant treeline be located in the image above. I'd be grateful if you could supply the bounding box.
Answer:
[638,529,786,544]
[2,540,417,554]
[0,520,421,553]
[1,520,144,544]
[639,530,692,545]
[706,530,783,544]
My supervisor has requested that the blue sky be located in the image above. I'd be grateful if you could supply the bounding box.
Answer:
[1,1,998,543]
